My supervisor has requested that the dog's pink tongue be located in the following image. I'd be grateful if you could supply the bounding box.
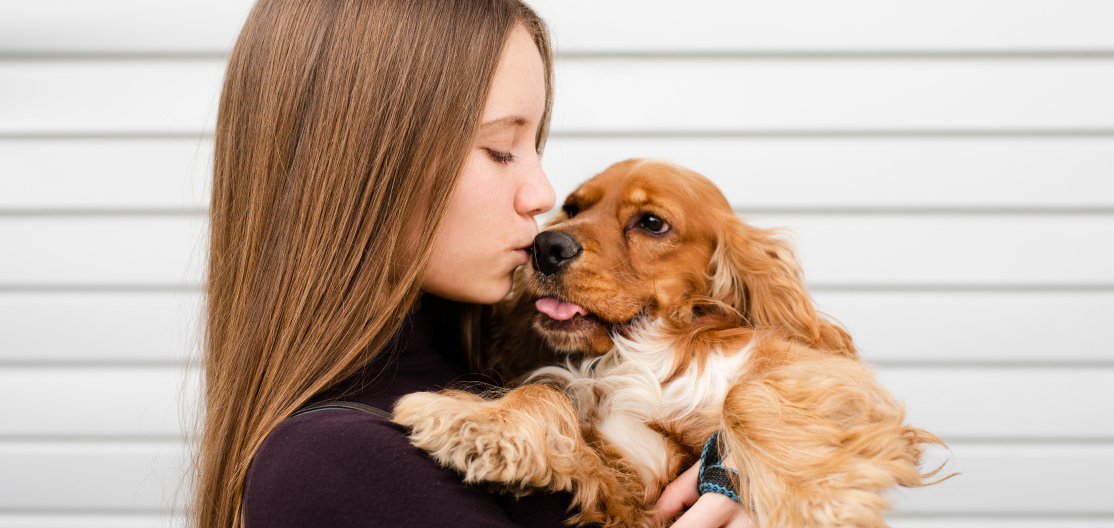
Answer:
[535,297,588,321]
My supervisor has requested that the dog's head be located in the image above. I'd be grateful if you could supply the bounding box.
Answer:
[519,158,854,358]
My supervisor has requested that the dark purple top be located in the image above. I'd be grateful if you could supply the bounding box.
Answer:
[243,304,580,527]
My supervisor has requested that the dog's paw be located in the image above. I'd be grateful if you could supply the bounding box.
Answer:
[393,388,579,492]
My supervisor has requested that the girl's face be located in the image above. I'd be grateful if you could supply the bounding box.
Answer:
[421,26,555,304]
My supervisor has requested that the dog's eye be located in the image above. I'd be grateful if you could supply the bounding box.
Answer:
[638,214,669,234]
[563,204,579,219]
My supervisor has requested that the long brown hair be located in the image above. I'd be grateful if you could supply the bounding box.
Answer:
[193,1,553,526]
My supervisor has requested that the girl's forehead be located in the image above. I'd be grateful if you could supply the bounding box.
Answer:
[481,27,545,125]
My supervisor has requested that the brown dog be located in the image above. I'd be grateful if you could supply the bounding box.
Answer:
[395,159,945,527]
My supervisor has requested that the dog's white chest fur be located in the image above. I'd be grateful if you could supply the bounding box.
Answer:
[527,321,752,488]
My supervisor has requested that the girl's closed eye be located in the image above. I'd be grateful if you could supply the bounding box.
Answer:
[485,148,516,164]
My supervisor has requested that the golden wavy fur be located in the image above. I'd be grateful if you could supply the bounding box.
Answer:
[395,159,947,527]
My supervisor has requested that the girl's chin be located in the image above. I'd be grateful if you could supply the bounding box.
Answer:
[485,274,515,304]
[422,260,518,304]
[446,275,514,305]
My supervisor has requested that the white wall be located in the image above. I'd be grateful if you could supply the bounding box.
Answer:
[1,1,1113,526]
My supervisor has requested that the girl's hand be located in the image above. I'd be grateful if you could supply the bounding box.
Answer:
[652,461,752,528]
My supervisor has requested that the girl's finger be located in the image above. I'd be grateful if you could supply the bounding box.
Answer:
[725,507,754,528]
[651,461,701,523]
[670,493,739,528]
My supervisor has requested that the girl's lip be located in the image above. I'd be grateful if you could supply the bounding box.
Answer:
[513,247,531,263]
[513,235,536,264]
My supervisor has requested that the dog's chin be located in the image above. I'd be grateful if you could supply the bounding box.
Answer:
[531,311,614,356]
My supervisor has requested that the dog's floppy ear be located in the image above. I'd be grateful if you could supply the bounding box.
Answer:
[707,215,857,358]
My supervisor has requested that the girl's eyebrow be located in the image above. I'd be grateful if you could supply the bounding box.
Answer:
[480,115,527,129]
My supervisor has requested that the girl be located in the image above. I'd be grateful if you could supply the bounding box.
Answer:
[193,0,748,526]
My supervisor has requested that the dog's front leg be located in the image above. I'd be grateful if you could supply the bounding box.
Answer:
[394,384,647,527]
[394,385,582,491]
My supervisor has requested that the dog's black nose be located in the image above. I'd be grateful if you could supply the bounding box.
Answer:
[533,231,582,276]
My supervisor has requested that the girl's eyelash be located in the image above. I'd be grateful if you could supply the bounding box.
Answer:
[485,149,515,164]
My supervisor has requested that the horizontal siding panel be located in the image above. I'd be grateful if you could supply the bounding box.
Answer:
[4,1,1114,54]
[879,368,1114,439]
[0,60,223,136]
[8,137,1112,212]
[746,214,1114,287]
[0,293,198,363]
[0,441,1107,514]
[0,368,196,438]
[0,139,212,211]
[6,59,1114,135]
[3,292,1109,364]
[535,0,1114,54]
[554,58,1114,133]
[0,515,177,528]
[814,292,1114,363]
[893,444,1114,514]
[3,367,1108,439]
[0,0,251,55]
[0,217,205,287]
[0,442,187,511]
[542,137,1114,211]
[4,215,1110,287]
